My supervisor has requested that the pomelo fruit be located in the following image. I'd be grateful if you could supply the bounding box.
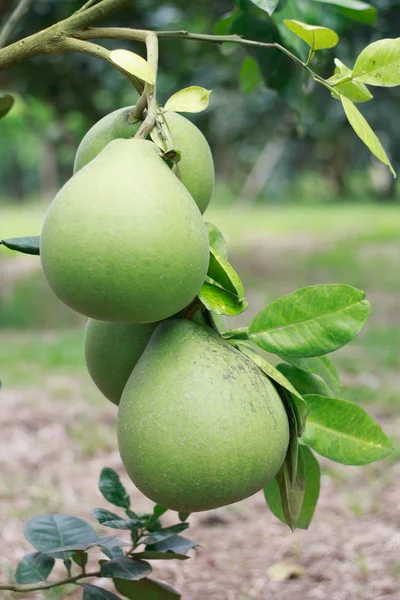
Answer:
[40,139,209,323]
[84,319,158,405]
[118,319,289,512]
[74,107,214,213]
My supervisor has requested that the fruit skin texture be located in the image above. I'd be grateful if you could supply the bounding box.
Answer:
[74,107,215,214]
[118,319,290,512]
[84,319,158,405]
[40,139,209,323]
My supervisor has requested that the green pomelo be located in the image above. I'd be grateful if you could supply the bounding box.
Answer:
[74,107,215,214]
[84,319,158,405]
[118,319,289,512]
[40,139,209,323]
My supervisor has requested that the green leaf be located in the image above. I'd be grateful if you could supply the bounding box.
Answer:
[264,446,320,529]
[152,505,168,518]
[35,535,126,555]
[278,355,340,395]
[341,96,396,176]
[198,282,248,316]
[240,56,263,93]
[15,552,55,584]
[101,557,152,581]
[0,93,15,119]
[311,0,376,25]
[146,535,198,555]
[234,342,307,436]
[132,551,189,561]
[164,86,212,113]
[205,222,228,259]
[249,284,371,358]
[276,364,333,397]
[208,248,245,302]
[24,514,99,559]
[109,50,155,85]
[250,0,280,16]
[0,235,40,255]
[93,508,140,530]
[302,394,393,465]
[142,524,189,546]
[114,577,181,599]
[234,343,304,403]
[221,328,249,341]
[353,38,400,87]
[328,58,373,103]
[99,468,130,510]
[283,19,339,51]
[72,551,88,569]
[82,584,121,599]
[276,445,306,530]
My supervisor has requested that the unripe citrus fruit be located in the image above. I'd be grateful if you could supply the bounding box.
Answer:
[41,139,209,323]
[74,107,214,213]
[118,319,289,512]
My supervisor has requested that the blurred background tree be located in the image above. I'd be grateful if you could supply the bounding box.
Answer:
[0,0,399,203]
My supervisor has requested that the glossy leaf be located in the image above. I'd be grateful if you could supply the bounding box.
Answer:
[341,96,396,176]
[0,236,40,255]
[353,38,400,87]
[198,282,248,316]
[208,248,245,302]
[250,0,280,16]
[276,446,306,530]
[152,505,168,519]
[283,20,339,51]
[143,524,189,546]
[249,284,371,357]
[24,514,98,558]
[240,56,263,93]
[82,584,121,600]
[205,222,228,259]
[265,446,320,530]
[133,551,189,561]
[278,355,340,395]
[302,394,393,465]
[35,535,125,555]
[0,93,14,119]
[99,468,130,510]
[93,508,141,530]
[312,0,376,24]
[276,363,333,397]
[101,557,152,581]
[164,86,212,113]
[114,577,181,599]
[328,58,373,103]
[15,552,55,584]
[110,50,155,85]
[72,551,88,569]
[146,535,197,555]
[222,328,249,341]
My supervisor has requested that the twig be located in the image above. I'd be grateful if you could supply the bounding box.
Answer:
[0,0,31,49]
[0,570,101,593]
[77,0,102,12]
[135,32,158,139]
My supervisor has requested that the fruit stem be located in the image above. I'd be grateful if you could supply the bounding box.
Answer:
[135,32,159,139]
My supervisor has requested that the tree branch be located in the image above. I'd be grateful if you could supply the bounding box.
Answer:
[0,570,101,593]
[135,32,158,138]
[0,0,31,49]
[77,0,102,12]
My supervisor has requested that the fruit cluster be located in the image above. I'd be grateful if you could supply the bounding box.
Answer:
[39,107,290,513]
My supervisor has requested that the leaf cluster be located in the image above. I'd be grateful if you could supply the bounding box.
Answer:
[5,468,196,599]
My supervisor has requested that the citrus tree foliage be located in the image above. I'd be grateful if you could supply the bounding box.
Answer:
[0,0,396,598]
